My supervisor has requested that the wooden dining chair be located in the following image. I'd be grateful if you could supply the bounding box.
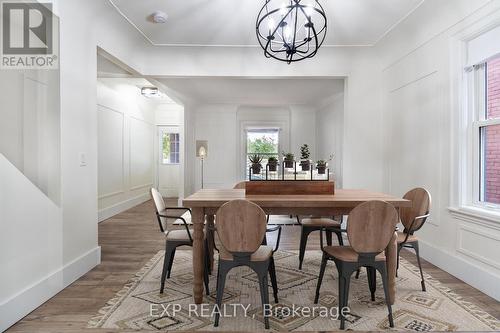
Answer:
[213,199,281,329]
[314,200,398,330]
[233,181,284,246]
[397,187,431,291]
[150,188,210,295]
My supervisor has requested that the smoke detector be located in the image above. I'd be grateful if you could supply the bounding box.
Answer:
[152,11,168,24]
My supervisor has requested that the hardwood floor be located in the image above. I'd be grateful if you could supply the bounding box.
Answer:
[7,200,500,332]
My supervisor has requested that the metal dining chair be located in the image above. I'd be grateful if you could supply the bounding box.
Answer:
[314,200,398,330]
[397,187,431,291]
[150,188,210,295]
[213,199,281,329]
[298,216,344,270]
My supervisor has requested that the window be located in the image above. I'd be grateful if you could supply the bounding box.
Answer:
[471,56,500,207]
[160,129,180,164]
[246,128,279,178]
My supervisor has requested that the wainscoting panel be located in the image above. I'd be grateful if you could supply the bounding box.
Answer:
[97,80,156,222]
[129,117,154,190]
[386,71,443,226]
[458,224,500,270]
[97,105,124,199]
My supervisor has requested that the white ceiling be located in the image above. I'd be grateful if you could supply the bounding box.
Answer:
[156,77,344,105]
[109,0,423,46]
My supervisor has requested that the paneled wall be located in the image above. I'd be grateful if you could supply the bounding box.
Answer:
[0,71,60,204]
[186,103,326,194]
[316,93,345,187]
[97,80,155,221]
[378,0,500,300]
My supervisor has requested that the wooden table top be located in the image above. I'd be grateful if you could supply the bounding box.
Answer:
[183,189,411,208]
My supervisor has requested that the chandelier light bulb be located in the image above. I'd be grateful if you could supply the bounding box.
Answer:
[279,3,288,16]
[304,5,314,17]
[284,26,292,42]
[268,18,276,31]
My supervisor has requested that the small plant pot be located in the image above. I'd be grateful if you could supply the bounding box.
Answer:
[317,166,326,175]
[251,164,262,175]
[284,160,294,169]
[300,160,311,171]
[268,162,278,172]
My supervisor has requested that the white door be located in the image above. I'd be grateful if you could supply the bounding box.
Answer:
[157,126,181,198]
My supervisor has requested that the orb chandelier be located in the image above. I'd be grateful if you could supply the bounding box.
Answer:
[256,0,327,64]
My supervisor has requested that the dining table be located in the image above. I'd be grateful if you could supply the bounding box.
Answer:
[182,188,411,305]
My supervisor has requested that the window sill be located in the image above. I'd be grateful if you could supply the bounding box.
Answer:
[448,206,500,229]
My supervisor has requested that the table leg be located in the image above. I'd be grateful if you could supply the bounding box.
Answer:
[205,214,215,272]
[385,231,397,305]
[192,207,205,304]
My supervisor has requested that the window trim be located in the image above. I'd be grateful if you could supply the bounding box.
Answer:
[449,18,500,223]
[464,59,500,212]
[244,127,281,179]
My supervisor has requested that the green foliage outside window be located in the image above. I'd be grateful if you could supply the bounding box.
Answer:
[247,136,278,154]
[162,134,171,160]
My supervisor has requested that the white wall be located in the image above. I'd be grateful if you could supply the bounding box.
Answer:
[316,93,345,187]
[0,0,151,330]
[137,46,384,192]
[97,79,156,221]
[0,70,60,204]
[377,0,500,300]
[186,103,321,193]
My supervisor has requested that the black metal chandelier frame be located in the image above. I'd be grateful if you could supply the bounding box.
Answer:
[256,0,327,64]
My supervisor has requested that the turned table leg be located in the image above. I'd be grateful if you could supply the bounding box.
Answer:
[192,207,205,304]
[385,231,398,305]
[205,214,215,272]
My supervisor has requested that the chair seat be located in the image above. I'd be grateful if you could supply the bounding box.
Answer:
[219,245,273,262]
[165,229,193,241]
[301,218,341,227]
[323,246,386,262]
[397,231,418,243]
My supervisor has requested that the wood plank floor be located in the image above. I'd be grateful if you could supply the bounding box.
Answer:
[7,199,500,332]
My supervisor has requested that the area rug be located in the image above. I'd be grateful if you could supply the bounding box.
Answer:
[87,250,500,331]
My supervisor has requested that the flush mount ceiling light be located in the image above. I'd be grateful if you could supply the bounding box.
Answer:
[256,0,327,64]
[151,10,168,23]
[141,87,160,98]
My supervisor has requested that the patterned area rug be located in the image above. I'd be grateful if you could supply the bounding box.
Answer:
[88,250,500,331]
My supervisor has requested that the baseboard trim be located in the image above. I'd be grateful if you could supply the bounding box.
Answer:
[98,193,150,222]
[0,246,101,332]
[418,240,500,301]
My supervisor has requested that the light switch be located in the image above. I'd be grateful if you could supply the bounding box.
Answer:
[79,152,87,167]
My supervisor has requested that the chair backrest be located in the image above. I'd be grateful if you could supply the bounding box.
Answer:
[233,181,246,190]
[151,188,167,232]
[347,201,399,255]
[215,199,267,255]
[400,188,431,233]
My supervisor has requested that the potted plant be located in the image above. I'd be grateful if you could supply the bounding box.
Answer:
[282,151,295,168]
[316,154,333,175]
[249,154,263,174]
[267,156,278,172]
[299,144,311,171]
